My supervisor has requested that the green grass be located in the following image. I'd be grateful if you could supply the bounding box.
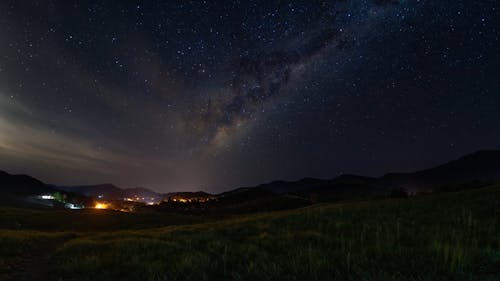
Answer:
[1,185,500,281]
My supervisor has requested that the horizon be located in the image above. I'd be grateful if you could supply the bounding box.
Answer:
[1,1,499,192]
[2,149,498,194]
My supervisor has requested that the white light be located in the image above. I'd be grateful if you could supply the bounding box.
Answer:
[65,203,83,209]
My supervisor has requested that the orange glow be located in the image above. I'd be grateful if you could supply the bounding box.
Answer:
[94,202,109,209]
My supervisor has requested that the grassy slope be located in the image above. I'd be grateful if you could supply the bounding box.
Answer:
[1,185,500,281]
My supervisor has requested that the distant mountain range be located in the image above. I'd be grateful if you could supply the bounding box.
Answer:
[250,150,500,202]
[55,184,163,201]
[1,150,500,206]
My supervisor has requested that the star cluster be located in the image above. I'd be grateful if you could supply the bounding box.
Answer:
[0,0,499,191]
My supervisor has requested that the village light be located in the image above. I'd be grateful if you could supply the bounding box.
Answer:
[65,203,83,210]
[94,202,108,209]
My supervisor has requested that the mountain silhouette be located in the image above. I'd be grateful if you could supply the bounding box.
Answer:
[57,184,164,201]
[378,150,500,190]
[1,150,500,206]
[251,150,500,201]
[0,170,53,195]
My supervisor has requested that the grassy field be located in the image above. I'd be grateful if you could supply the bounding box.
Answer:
[1,185,500,281]
[0,207,206,232]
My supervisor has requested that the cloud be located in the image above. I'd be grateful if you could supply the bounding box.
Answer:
[0,92,144,178]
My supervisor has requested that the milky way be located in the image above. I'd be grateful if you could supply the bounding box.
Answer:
[196,1,396,148]
[0,1,499,192]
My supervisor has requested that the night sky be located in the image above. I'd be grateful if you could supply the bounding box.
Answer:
[0,1,499,192]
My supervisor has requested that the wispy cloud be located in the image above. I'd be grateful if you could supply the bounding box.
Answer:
[0,93,144,177]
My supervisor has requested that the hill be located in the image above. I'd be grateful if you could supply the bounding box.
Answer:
[0,170,52,195]
[56,184,164,202]
[379,150,500,191]
[57,184,123,199]
[0,184,499,281]
[0,170,58,208]
[253,150,500,199]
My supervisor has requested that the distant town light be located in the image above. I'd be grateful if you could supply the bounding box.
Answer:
[94,202,108,209]
[65,203,83,210]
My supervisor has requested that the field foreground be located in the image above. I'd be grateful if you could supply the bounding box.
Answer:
[1,185,500,281]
